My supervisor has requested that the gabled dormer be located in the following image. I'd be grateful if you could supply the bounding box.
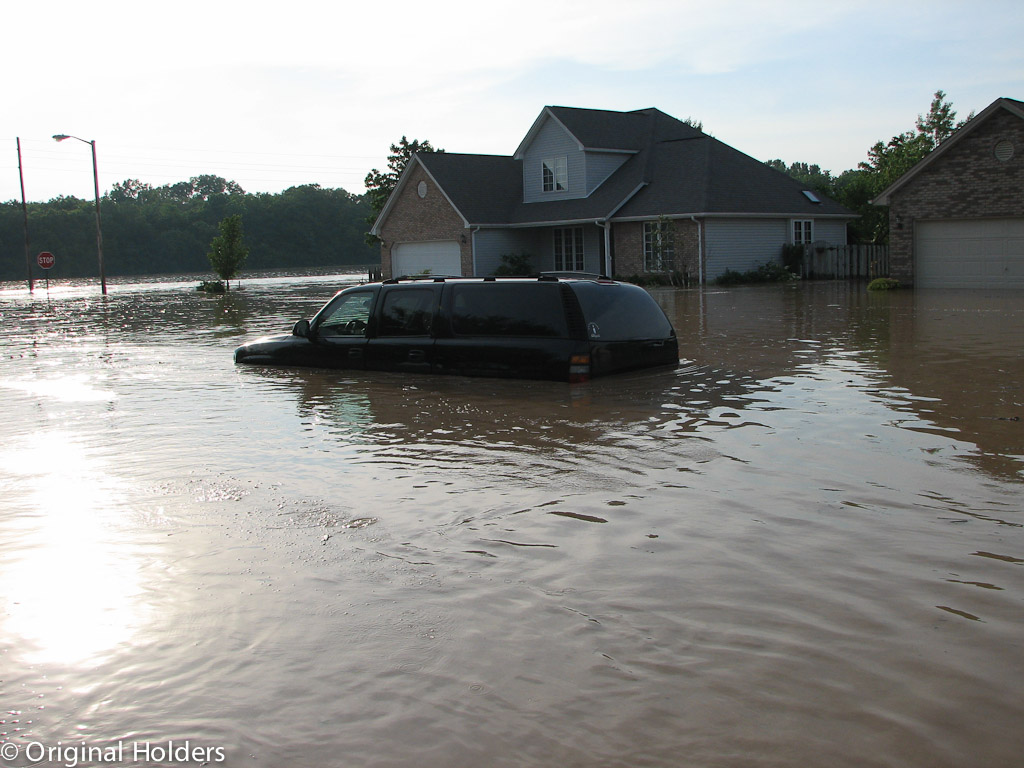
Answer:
[514,107,642,203]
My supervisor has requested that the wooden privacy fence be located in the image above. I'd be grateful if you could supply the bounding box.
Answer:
[798,244,889,280]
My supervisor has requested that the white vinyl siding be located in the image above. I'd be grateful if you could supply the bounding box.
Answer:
[474,226,603,275]
[585,151,631,195]
[915,218,1024,288]
[705,219,789,281]
[473,230,539,276]
[522,118,584,202]
[814,219,848,246]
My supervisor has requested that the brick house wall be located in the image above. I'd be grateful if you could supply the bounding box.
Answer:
[376,163,472,278]
[612,218,701,280]
[888,108,1024,284]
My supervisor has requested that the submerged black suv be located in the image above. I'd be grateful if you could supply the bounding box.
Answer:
[234,276,678,382]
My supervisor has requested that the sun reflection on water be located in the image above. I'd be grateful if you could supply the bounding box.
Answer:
[1,430,146,666]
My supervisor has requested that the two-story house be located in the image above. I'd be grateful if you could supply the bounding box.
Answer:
[370,106,854,282]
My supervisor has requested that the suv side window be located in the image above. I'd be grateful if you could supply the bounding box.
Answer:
[316,291,373,336]
[450,283,568,337]
[379,288,435,337]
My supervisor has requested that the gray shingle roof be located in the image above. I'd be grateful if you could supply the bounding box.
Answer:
[544,106,702,150]
[415,107,853,227]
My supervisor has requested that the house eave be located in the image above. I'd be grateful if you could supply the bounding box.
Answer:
[513,108,584,159]
[609,212,856,223]
[872,97,1024,206]
[369,155,470,236]
[466,211,856,229]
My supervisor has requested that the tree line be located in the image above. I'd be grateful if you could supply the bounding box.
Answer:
[1,91,970,282]
[0,175,378,282]
[766,90,973,243]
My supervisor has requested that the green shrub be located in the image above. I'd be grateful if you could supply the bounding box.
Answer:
[615,271,689,287]
[493,252,534,276]
[781,244,805,272]
[714,269,745,286]
[867,277,900,291]
[196,280,226,294]
[715,261,798,286]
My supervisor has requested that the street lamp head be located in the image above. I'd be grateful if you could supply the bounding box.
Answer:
[53,134,70,142]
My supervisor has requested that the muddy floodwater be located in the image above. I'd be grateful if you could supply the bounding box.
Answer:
[1,274,1022,768]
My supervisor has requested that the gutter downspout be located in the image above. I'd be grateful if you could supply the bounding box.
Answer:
[470,226,480,275]
[595,220,610,277]
[690,216,703,285]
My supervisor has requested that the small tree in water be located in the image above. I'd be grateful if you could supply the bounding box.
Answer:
[207,215,249,290]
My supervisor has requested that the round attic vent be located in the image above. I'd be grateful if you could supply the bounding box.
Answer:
[994,140,1014,162]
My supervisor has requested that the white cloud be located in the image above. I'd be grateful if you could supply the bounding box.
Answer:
[3,0,1022,201]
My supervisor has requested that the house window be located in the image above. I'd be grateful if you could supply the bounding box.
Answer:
[542,157,568,192]
[643,221,675,272]
[793,220,813,245]
[553,227,584,272]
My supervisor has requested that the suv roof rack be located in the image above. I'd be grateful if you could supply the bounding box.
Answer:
[382,274,462,284]
[539,271,611,280]
[382,272,613,285]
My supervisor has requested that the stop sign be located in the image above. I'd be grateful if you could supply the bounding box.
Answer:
[37,251,55,270]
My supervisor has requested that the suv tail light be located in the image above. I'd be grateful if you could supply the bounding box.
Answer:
[569,354,591,383]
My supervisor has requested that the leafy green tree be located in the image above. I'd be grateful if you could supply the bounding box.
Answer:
[492,252,534,276]
[916,89,969,146]
[206,214,249,288]
[109,178,153,203]
[766,90,973,244]
[1,180,377,281]
[858,130,934,190]
[364,136,443,244]
[765,160,837,198]
[859,90,973,187]
[191,174,245,200]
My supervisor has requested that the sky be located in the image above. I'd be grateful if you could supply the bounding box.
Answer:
[3,0,1022,203]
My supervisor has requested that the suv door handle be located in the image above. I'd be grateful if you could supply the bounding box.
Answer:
[408,349,426,362]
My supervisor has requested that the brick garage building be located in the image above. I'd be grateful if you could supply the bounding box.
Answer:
[874,97,1024,288]
[375,162,473,278]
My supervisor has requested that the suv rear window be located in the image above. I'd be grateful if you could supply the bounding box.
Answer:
[450,283,569,337]
[570,282,674,340]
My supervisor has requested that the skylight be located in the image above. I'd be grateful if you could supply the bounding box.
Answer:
[802,190,822,203]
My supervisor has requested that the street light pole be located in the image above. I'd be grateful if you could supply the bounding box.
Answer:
[53,134,106,295]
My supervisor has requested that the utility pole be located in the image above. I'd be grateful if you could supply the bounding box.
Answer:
[17,137,33,292]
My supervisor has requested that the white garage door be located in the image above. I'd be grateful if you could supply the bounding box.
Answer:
[392,241,462,277]
[916,218,1024,288]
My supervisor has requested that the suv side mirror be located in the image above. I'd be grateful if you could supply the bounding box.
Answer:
[292,319,311,338]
